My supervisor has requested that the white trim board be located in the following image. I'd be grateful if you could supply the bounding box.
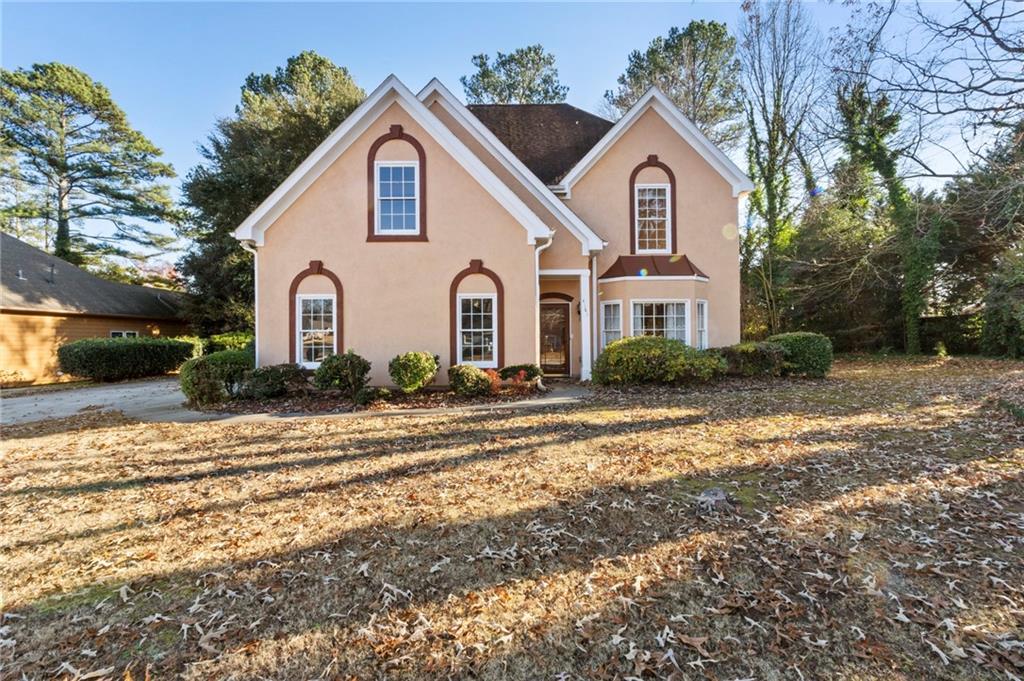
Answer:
[233,75,553,247]
[598,275,709,284]
[556,87,754,199]
[418,79,605,255]
[455,292,499,369]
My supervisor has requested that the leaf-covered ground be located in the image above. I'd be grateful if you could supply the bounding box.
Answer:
[1,356,1022,680]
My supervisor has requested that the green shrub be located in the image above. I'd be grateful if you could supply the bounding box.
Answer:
[179,350,254,406]
[240,363,305,400]
[312,350,371,397]
[172,335,207,358]
[354,386,391,406]
[448,363,491,396]
[498,363,542,381]
[766,332,833,377]
[593,336,725,385]
[389,351,439,393]
[57,337,193,381]
[208,330,255,353]
[718,341,786,377]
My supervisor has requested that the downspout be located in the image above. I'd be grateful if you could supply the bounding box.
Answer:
[239,240,259,367]
[590,252,599,377]
[534,233,554,388]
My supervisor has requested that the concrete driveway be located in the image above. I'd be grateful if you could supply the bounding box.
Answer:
[0,377,217,426]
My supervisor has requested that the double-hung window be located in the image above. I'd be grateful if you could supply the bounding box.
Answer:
[696,300,709,349]
[632,300,688,343]
[600,301,622,350]
[375,162,419,235]
[457,294,497,368]
[110,330,138,338]
[635,184,670,253]
[296,294,336,368]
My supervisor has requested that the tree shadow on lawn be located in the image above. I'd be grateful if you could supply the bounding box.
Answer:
[6,402,1022,679]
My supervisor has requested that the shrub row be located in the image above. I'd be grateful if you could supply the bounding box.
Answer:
[179,350,254,406]
[57,337,194,381]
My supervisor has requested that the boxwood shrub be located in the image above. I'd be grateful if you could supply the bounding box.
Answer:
[593,336,726,385]
[389,351,439,393]
[718,341,786,377]
[448,363,491,396]
[239,363,305,400]
[498,363,542,381]
[312,350,371,397]
[57,337,194,381]
[179,350,254,406]
[171,335,207,359]
[766,332,833,377]
[208,330,255,353]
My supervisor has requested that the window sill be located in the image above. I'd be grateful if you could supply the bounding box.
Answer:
[367,232,428,242]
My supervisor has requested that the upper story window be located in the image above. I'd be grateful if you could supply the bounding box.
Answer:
[635,184,670,253]
[375,162,419,235]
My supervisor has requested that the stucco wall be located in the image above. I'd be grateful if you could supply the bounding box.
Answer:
[565,108,741,347]
[0,311,188,386]
[256,101,539,385]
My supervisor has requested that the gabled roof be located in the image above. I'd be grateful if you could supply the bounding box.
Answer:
[599,254,708,281]
[0,232,184,319]
[466,103,614,185]
[233,75,553,247]
[418,79,605,254]
[557,88,754,198]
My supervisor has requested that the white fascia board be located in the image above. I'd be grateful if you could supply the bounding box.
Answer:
[557,87,755,198]
[418,79,604,255]
[233,74,552,246]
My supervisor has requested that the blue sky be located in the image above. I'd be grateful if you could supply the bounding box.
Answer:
[1,2,953,258]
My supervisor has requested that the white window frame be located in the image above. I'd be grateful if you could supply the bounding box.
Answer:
[374,161,420,236]
[696,299,709,350]
[295,293,337,369]
[634,183,672,254]
[457,293,498,369]
[629,298,690,345]
[110,330,138,338]
[600,300,623,351]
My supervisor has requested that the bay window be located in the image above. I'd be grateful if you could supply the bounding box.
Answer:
[601,301,622,350]
[632,300,688,343]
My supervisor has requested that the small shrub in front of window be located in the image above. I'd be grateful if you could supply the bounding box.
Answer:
[592,336,725,385]
[718,342,786,377]
[57,337,194,381]
[448,363,491,396]
[765,332,834,378]
[498,363,542,381]
[239,363,305,400]
[312,350,371,397]
[354,386,391,406]
[179,350,255,406]
[389,351,439,393]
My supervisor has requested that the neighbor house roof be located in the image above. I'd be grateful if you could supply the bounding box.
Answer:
[1,232,184,319]
[599,254,708,281]
[466,104,614,185]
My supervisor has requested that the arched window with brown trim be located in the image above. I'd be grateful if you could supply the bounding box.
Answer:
[367,124,427,242]
[629,154,677,254]
[288,260,344,368]
[449,259,505,369]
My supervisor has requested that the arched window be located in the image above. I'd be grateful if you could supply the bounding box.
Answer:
[367,124,427,241]
[629,155,677,254]
[449,259,505,368]
[288,260,344,368]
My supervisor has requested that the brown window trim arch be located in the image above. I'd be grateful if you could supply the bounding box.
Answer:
[288,260,344,363]
[367,124,428,242]
[540,291,573,302]
[629,154,677,254]
[449,259,505,367]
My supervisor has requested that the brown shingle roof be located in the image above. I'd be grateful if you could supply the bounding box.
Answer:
[599,254,708,280]
[467,104,614,184]
[1,232,184,319]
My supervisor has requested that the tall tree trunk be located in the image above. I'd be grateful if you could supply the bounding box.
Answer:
[54,177,72,260]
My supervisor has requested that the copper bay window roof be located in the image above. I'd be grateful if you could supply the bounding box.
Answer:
[598,254,708,280]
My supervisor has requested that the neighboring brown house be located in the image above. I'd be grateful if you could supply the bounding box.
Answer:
[0,232,189,386]
[233,76,752,383]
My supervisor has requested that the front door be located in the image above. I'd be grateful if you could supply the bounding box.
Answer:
[540,303,570,375]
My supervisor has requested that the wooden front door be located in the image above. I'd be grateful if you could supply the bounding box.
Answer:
[540,303,570,375]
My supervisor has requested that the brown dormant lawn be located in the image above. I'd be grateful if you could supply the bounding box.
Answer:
[2,357,1022,679]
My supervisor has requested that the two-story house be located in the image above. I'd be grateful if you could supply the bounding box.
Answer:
[233,75,752,383]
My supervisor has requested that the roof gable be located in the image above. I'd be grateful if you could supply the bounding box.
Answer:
[233,75,553,247]
[557,88,754,198]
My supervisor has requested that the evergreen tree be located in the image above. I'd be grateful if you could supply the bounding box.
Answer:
[460,45,568,104]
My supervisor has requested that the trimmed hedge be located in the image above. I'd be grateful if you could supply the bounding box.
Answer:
[766,332,833,377]
[448,363,491,396]
[312,350,371,397]
[498,363,542,381]
[240,363,305,400]
[389,351,439,393]
[208,331,255,353]
[57,337,193,381]
[593,336,726,385]
[172,335,207,359]
[719,341,786,377]
[180,350,254,406]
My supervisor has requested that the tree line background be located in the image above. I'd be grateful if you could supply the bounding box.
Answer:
[2,0,1021,357]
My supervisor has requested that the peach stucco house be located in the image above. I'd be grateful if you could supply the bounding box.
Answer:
[233,75,752,383]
